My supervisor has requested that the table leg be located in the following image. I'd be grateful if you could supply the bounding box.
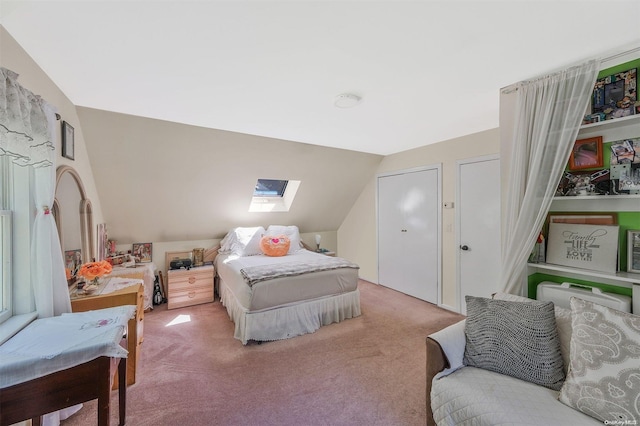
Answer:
[118,356,127,426]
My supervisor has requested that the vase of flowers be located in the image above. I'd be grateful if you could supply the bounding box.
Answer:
[77,260,113,291]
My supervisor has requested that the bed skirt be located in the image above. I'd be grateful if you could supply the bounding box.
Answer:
[219,280,361,345]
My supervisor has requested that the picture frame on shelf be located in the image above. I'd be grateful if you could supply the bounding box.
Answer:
[610,138,639,165]
[628,230,640,273]
[592,67,637,120]
[556,169,611,196]
[64,249,82,274]
[546,223,619,273]
[61,121,74,160]
[548,213,617,226]
[569,136,603,171]
[543,213,617,243]
[132,242,152,263]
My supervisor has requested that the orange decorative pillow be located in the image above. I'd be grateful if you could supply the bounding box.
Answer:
[260,235,290,257]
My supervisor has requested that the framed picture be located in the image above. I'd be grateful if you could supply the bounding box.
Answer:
[543,213,617,246]
[569,136,603,171]
[64,249,82,274]
[592,67,637,120]
[548,213,617,226]
[132,242,152,263]
[628,230,640,273]
[62,121,74,160]
[546,223,619,273]
[610,138,638,165]
[556,169,611,196]
[97,223,107,261]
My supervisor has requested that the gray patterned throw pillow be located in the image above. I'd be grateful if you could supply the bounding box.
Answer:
[463,295,565,390]
[558,297,640,424]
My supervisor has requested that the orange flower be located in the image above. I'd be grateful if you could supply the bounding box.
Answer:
[78,260,113,281]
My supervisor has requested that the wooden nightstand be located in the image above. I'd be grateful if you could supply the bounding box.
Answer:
[167,264,215,309]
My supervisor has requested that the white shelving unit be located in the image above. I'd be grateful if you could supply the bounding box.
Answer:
[528,262,639,289]
[531,111,640,302]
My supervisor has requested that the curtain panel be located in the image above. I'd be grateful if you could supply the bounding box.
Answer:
[0,67,70,317]
[500,60,600,295]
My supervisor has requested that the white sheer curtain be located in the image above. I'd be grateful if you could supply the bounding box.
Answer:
[0,67,70,316]
[500,60,600,295]
[1,67,77,425]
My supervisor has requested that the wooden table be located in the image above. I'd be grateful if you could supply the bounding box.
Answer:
[71,281,144,386]
[0,306,134,426]
[0,355,126,426]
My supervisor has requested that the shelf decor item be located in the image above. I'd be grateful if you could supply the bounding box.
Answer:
[628,230,640,273]
[61,121,74,160]
[592,67,637,120]
[546,223,619,273]
[569,137,603,171]
[132,242,152,263]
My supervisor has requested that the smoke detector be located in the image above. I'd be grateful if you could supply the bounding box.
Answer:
[334,93,362,108]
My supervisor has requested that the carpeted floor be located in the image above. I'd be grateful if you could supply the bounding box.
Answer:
[61,280,463,426]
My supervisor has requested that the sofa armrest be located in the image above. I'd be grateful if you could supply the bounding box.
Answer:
[426,336,448,426]
[426,320,466,426]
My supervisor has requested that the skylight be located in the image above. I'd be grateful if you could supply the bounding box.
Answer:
[249,179,300,212]
[254,179,288,197]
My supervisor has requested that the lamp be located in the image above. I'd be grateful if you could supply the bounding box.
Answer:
[315,234,321,252]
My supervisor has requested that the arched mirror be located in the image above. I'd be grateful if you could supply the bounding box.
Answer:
[54,165,94,275]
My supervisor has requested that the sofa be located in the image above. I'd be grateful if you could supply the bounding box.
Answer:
[425,293,640,426]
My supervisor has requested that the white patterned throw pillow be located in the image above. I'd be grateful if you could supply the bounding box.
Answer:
[559,297,640,424]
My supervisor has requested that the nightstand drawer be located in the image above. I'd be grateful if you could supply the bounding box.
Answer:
[167,265,214,309]
[168,286,214,309]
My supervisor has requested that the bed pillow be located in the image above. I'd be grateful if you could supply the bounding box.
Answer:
[266,225,301,253]
[260,235,290,257]
[558,297,640,423]
[220,226,265,256]
[463,295,565,390]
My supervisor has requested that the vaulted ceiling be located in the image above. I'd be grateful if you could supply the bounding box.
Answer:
[2,1,639,156]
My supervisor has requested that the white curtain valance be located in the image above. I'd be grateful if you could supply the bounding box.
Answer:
[0,67,56,168]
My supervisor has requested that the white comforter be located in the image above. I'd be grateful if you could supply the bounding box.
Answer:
[216,249,359,312]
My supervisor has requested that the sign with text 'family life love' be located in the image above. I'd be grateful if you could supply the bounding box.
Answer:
[547,223,619,273]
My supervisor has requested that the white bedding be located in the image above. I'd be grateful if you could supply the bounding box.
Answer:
[215,249,361,344]
[431,367,601,426]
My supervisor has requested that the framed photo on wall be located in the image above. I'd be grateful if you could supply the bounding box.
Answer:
[62,121,74,160]
[132,242,152,263]
[569,136,603,171]
[628,230,640,273]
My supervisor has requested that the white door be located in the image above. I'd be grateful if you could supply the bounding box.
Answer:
[378,167,440,304]
[457,156,501,314]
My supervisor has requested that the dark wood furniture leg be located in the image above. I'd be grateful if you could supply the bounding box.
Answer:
[0,356,126,426]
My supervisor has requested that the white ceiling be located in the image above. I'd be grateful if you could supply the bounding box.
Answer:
[2,1,639,155]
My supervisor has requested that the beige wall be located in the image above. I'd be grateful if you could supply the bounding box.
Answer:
[338,128,500,309]
[0,27,105,254]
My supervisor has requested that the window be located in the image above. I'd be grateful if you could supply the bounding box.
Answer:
[249,179,301,212]
[0,211,10,324]
[254,179,288,197]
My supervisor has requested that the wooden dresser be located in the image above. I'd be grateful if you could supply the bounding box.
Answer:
[70,283,144,386]
[167,264,214,309]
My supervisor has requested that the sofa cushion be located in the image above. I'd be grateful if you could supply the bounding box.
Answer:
[493,291,573,373]
[431,366,601,425]
[558,297,640,423]
[464,295,565,390]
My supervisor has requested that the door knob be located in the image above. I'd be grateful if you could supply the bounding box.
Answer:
[460,245,469,251]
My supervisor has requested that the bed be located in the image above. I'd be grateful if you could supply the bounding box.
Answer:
[214,226,361,344]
